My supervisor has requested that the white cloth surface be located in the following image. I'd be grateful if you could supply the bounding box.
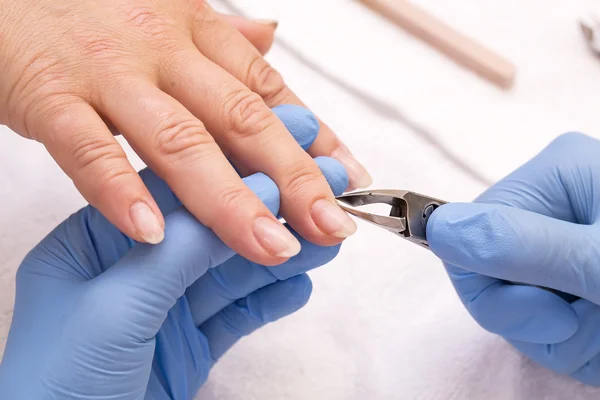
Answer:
[2,0,600,398]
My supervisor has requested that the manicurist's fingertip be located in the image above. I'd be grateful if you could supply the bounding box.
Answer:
[330,145,372,189]
[273,104,320,151]
[314,156,349,196]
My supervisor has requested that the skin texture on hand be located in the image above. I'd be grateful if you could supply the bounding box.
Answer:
[0,105,350,399]
[427,132,600,386]
[0,0,371,266]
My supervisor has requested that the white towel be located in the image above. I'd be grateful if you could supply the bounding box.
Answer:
[2,0,600,398]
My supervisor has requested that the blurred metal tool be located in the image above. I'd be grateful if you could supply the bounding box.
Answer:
[580,15,600,56]
[359,0,516,89]
[336,189,447,249]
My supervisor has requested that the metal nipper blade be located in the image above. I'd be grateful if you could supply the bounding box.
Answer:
[336,189,447,249]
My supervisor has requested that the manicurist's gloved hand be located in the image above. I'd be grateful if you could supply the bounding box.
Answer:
[427,132,600,386]
[0,105,348,399]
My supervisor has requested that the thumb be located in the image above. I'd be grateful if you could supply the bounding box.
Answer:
[427,202,600,304]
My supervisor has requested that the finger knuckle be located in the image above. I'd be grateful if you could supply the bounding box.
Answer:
[40,104,75,138]
[95,169,137,202]
[69,132,124,171]
[7,56,70,134]
[222,89,275,138]
[65,134,137,206]
[153,114,216,163]
[216,184,254,212]
[122,4,173,38]
[284,160,325,198]
[65,129,134,195]
[23,95,75,141]
[246,57,286,103]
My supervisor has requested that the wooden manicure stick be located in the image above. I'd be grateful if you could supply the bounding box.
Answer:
[360,0,516,89]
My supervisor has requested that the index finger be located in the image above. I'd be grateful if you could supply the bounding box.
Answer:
[101,79,301,265]
[191,7,372,190]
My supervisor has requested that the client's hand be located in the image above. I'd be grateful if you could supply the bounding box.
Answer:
[0,105,348,399]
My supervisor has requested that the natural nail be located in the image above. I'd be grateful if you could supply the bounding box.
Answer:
[253,216,301,258]
[130,201,164,244]
[331,146,373,189]
[311,199,357,238]
[254,19,279,29]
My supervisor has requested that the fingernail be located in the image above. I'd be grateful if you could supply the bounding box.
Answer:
[311,199,357,238]
[331,146,373,189]
[254,19,279,29]
[130,201,164,244]
[253,217,301,258]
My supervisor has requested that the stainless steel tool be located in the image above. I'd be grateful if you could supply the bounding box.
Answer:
[335,189,447,249]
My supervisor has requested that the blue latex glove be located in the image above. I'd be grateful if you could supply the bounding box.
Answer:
[427,132,600,386]
[0,105,349,399]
